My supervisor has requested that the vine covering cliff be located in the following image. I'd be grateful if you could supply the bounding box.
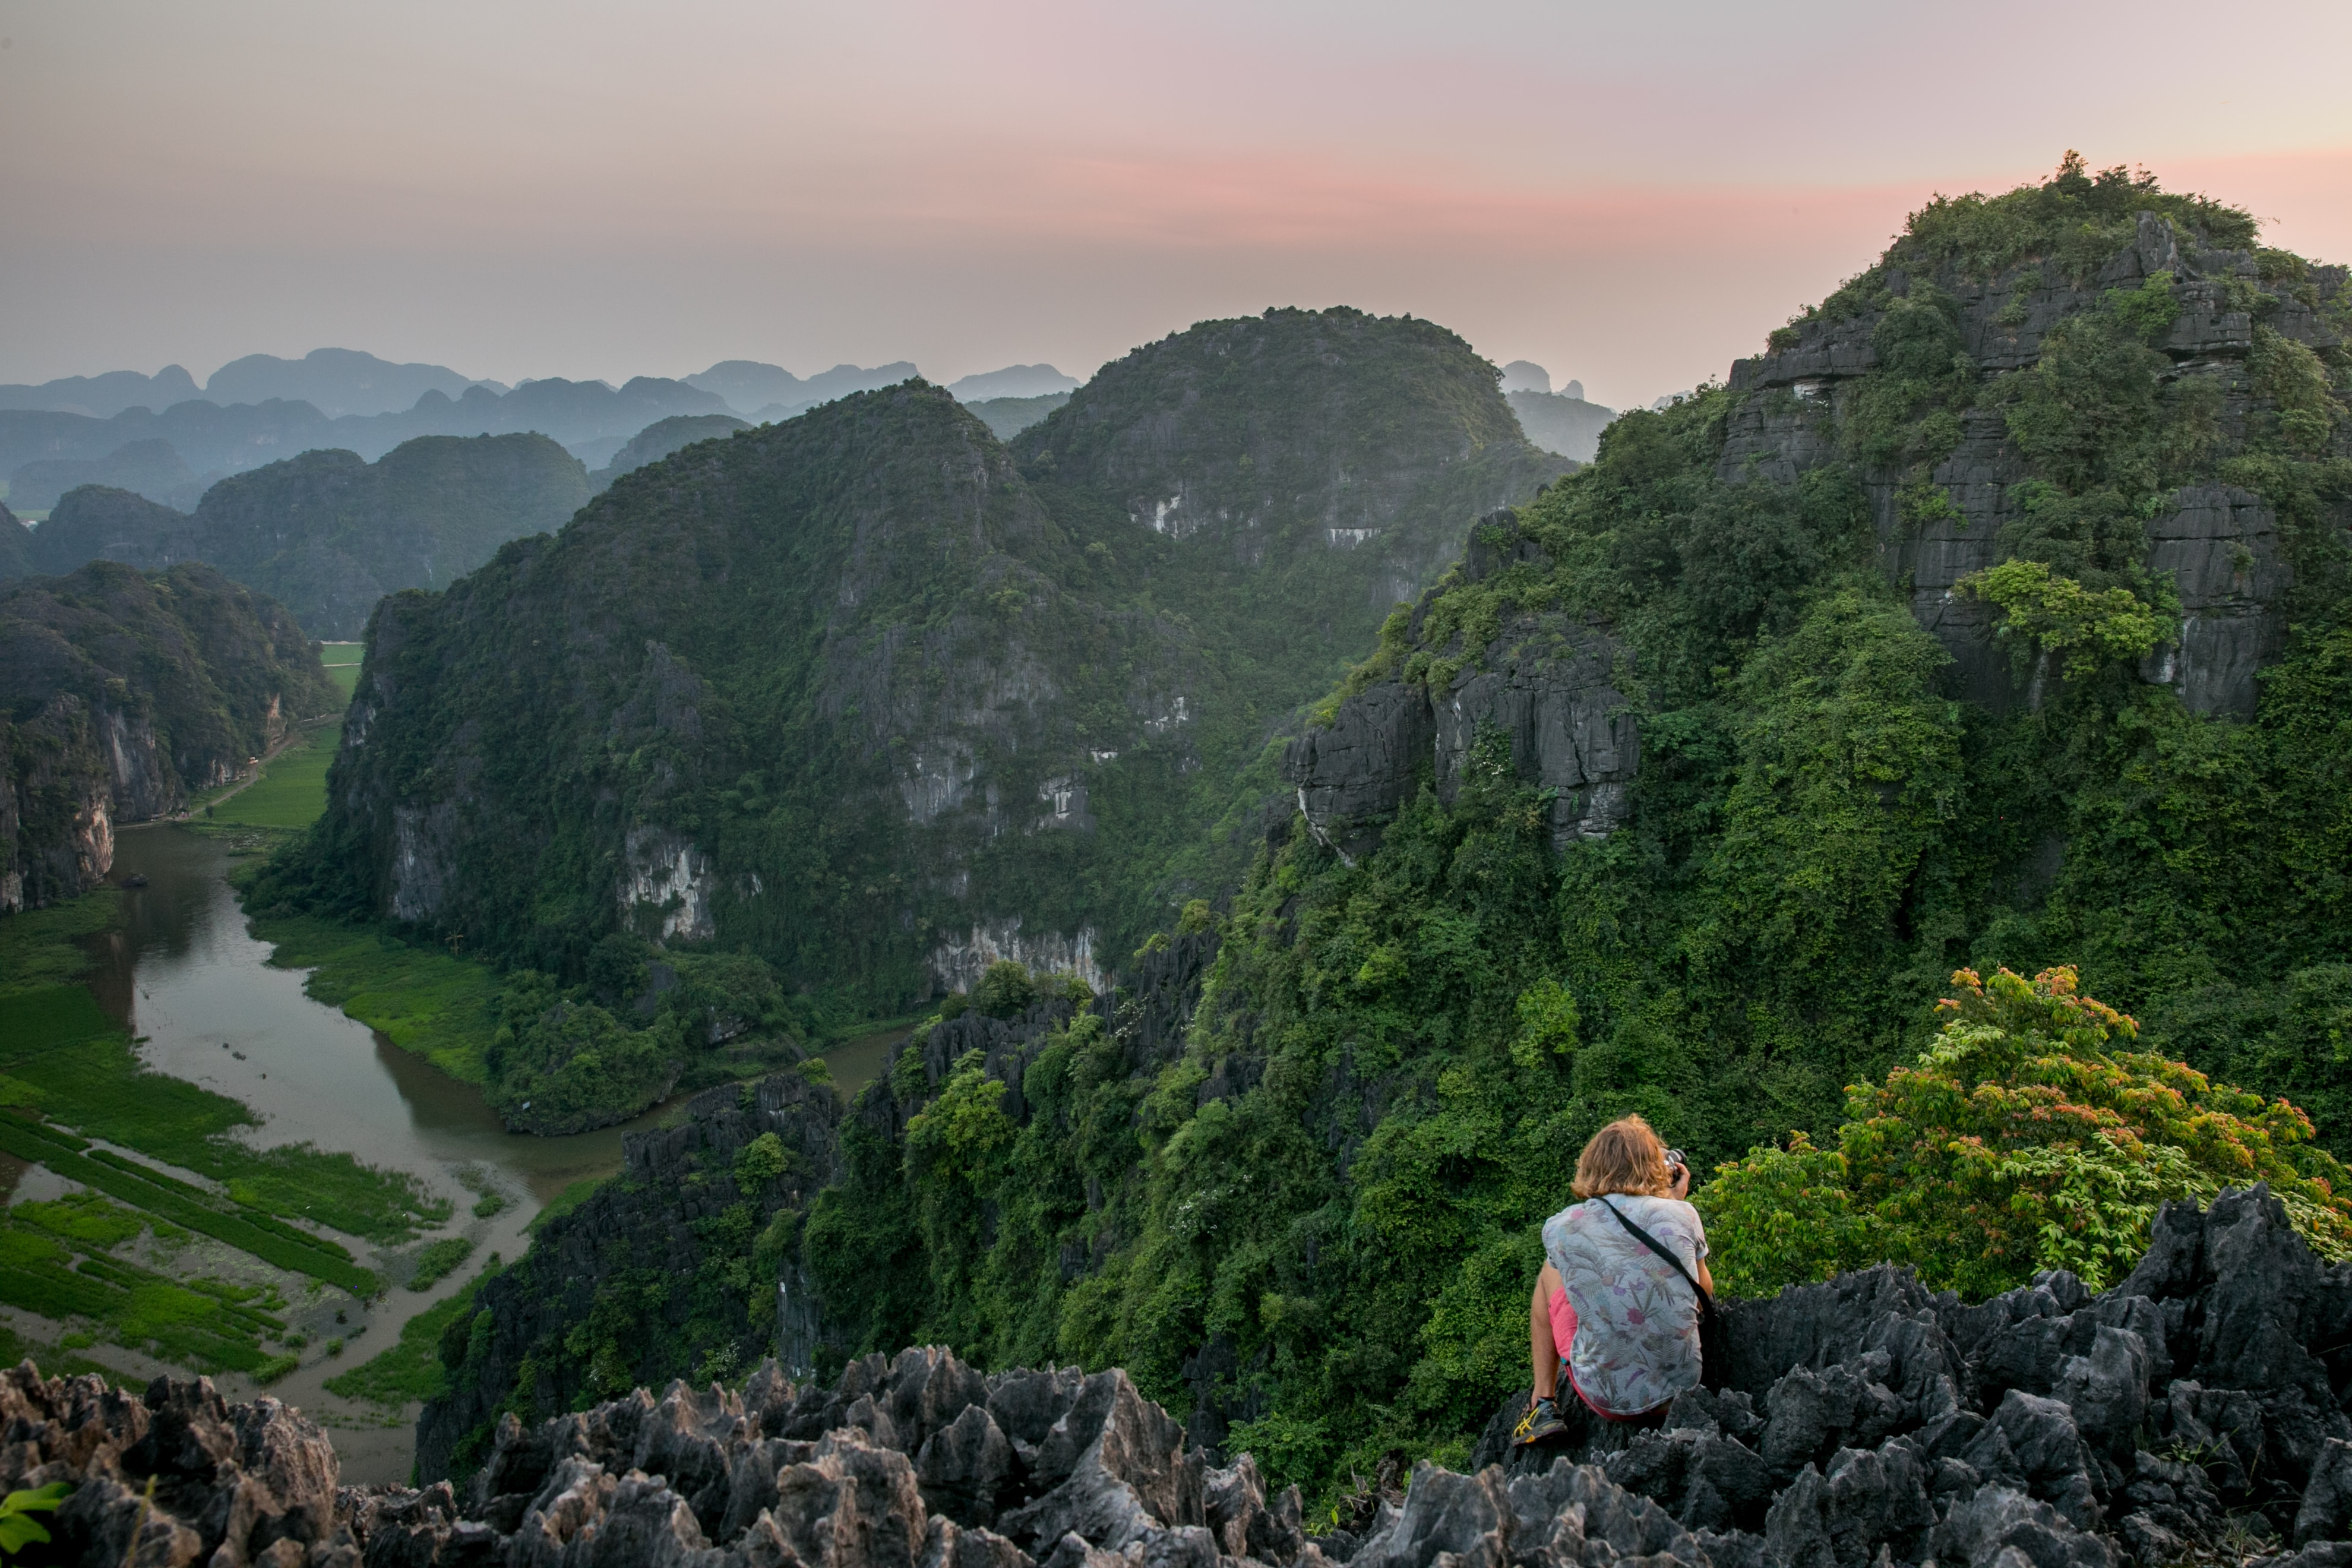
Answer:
[0,559,336,910]
[269,311,1566,1010]
[27,431,592,637]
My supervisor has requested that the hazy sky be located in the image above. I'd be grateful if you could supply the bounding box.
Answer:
[5,0,2351,409]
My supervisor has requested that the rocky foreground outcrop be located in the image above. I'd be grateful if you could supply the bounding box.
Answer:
[10,1188,2352,1568]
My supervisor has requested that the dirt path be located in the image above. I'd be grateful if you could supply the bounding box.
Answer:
[184,718,330,817]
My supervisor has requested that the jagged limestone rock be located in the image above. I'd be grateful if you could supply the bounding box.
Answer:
[17,1194,2352,1568]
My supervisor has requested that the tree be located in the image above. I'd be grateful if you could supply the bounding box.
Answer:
[973,960,1037,1020]
[1700,966,2352,1299]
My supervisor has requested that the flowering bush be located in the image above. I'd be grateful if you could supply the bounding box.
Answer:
[1700,966,2352,1299]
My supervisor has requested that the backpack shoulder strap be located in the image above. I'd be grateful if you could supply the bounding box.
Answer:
[1595,1197,1714,1317]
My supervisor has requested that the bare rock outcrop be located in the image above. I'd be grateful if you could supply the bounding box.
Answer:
[1721,211,2343,718]
[1286,511,1640,858]
[1467,1187,2352,1568]
[12,1190,2352,1568]
[0,1365,353,1567]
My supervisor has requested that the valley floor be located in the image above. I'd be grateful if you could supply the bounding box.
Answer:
[0,707,909,1480]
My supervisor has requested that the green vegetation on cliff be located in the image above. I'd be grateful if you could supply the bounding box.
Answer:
[1701,965,2352,1300]
[2,559,337,909]
[263,310,1566,1023]
[437,162,2352,1501]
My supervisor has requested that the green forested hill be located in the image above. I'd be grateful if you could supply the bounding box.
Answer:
[1019,308,1568,715]
[411,159,2352,1498]
[270,311,1566,1025]
[28,432,591,638]
[813,157,2352,1455]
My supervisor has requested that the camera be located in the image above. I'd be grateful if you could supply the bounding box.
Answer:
[1665,1149,1688,1172]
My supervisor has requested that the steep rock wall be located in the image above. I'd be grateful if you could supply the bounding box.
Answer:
[1286,513,1640,857]
[0,560,332,911]
[1722,211,2344,717]
[413,1069,843,1484]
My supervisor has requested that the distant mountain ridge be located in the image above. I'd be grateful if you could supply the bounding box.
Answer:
[587,413,751,491]
[26,432,590,638]
[683,361,919,420]
[0,358,930,508]
[947,363,1080,400]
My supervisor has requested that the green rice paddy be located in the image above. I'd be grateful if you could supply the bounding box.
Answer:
[204,723,340,832]
[0,885,460,1376]
[320,641,364,701]
[0,1191,292,1374]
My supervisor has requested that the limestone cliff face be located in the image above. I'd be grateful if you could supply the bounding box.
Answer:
[1722,210,2341,717]
[414,1068,843,1481]
[0,559,333,911]
[309,318,1561,1007]
[1288,205,2350,876]
[320,384,1212,998]
[1286,511,1640,859]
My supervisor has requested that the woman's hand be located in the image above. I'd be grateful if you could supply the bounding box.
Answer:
[1669,1160,1691,1199]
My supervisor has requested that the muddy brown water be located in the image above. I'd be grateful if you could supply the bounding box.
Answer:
[24,825,907,1482]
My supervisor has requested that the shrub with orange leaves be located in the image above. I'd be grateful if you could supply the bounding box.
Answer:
[1699,966,2352,1300]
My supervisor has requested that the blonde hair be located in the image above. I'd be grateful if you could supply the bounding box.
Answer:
[1572,1115,1673,1199]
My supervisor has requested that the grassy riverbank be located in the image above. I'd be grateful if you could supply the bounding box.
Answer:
[241,908,502,1083]
[0,886,459,1375]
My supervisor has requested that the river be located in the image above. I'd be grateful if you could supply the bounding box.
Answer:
[43,824,897,1482]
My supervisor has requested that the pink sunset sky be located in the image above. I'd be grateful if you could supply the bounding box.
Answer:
[4,0,2350,409]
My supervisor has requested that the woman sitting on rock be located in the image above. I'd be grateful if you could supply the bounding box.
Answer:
[1515,1114,1712,1443]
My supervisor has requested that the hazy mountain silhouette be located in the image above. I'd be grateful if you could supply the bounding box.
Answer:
[946,363,1080,400]
[205,347,499,417]
[685,360,919,419]
[0,365,203,418]
[8,438,217,513]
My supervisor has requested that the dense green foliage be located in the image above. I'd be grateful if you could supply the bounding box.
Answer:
[1700,966,2352,1300]
[965,393,1071,440]
[590,415,751,491]
[761,163,2352,1501]
[268,311,1563,1018]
